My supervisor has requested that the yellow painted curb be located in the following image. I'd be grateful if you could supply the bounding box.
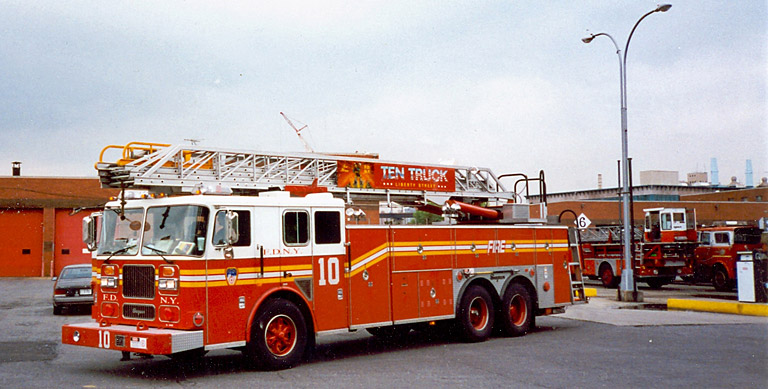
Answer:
[584,288,597,297]
[667,298,768,317]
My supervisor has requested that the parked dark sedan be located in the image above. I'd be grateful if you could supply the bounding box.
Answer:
[52,264,94,315]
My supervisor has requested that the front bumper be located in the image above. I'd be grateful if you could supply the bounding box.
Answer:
[53,296,94,307]
[62,322,203,355]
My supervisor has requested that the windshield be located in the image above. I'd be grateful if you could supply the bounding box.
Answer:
[60,266,92,279]
[141,205,209,256]
[97,208,143,256]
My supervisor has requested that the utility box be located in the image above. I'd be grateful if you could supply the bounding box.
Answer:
[737,251,768,303]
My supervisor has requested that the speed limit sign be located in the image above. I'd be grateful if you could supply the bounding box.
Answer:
[577,213,591,229]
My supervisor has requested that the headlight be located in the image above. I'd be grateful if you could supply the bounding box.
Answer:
[159,279,177,291]
[101,277,117,288]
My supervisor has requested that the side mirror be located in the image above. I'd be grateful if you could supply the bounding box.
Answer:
[226,211,240,246]
[82,213,101,252]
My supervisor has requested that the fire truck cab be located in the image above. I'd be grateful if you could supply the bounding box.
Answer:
[643,207,697,243]
[694,226,764,291]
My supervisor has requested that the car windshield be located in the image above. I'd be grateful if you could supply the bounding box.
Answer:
[141,205,209,256]
[60,267,91,279]
[96,208,143,256]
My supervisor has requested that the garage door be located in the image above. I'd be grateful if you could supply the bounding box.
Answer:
[54,209,92,276]
[0,209,43,276]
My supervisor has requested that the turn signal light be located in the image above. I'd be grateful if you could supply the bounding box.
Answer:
[160,265,176,277]
[101,302,119,318]
[159,306,180,323]
[102,264,117,276]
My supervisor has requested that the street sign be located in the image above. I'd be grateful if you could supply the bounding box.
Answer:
[577,213,591,229]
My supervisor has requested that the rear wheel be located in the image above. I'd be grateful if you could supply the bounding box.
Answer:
[245,298,307,370]
[456,285,494,342]
[498,283,533,337]
[712,267,733,292]
[599,264,619,288]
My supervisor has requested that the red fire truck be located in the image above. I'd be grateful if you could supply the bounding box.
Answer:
[693,225,764,291]
[578,208,697,289]
[62,142,585,369]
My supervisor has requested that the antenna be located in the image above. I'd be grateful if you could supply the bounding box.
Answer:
[280,112,314,153]
[184,138,203,146]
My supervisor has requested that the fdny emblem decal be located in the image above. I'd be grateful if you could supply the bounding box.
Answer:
[226,268,238,286]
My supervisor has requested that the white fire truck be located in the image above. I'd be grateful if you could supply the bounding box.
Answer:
[63,142,585,369]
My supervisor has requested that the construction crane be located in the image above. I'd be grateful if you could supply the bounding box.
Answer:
[280,112,314,153]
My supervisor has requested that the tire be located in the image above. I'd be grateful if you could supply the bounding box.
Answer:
[712,267,733,292]
[53,305,62,315]
[599,263,619,288]
[245,298,308,370]
[456,285,495,342]
[498,283,533,337]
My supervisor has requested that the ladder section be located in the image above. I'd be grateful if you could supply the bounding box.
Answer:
[96,142,515,204]
[568,227,587,304]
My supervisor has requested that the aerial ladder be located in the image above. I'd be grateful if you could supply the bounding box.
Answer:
[95,141,519,209]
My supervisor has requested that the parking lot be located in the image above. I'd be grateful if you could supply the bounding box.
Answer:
[0,277,766,388]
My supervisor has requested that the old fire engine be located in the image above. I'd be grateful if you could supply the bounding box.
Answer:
[578,208,697,289]
[62,142,585,369]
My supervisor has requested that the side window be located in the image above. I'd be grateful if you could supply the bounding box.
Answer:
[714,232,730,245]
[213,210,251,246]
[284,211,309,245]
[700,232,711,246]
[661,213,672,230]
[315,211,341,244]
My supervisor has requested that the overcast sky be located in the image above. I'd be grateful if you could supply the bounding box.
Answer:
[1,1,765,193]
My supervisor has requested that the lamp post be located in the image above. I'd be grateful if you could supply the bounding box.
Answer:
[583,4,671,301]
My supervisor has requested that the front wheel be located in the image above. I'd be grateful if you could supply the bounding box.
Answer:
[456,285,495,342]
[498,283,533,337]
[712,267,733,292]
[599,264,619,288]
[245,298,308,370]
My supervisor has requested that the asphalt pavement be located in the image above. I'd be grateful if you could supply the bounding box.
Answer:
[0,277,766,388]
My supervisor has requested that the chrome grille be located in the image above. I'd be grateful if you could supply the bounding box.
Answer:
[123,265,155,299]
[123,304,156,320]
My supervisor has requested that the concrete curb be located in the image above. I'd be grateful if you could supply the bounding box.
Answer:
[667,298,768,317]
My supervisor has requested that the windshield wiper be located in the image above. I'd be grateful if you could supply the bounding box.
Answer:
[143,245,174,264]
[102,245,137,264]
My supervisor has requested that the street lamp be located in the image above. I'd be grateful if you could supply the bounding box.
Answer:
[583,4,671,302]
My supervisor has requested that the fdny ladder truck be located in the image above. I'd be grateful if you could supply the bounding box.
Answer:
[63,142,586,370]
[579,208,697,289]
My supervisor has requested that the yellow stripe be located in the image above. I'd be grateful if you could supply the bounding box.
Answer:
[181,277,284,288]
[351,243,389,266]
[391,241,454,247]
[348,254,389,277]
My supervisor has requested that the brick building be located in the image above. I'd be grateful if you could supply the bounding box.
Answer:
[0,177,116,277]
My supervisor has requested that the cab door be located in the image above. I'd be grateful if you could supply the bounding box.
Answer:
[205,207,258,346]
[309,208,349,332]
